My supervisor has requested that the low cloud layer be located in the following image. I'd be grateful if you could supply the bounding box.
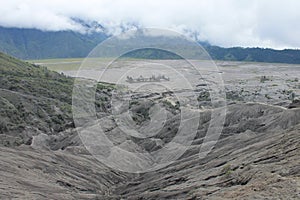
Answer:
[1,0,300,49]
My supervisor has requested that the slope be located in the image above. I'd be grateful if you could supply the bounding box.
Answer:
[0,26,106,59]
[1,26,300,64]
[0,53,299,199]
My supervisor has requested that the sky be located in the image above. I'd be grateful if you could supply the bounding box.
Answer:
[1,0,300,49]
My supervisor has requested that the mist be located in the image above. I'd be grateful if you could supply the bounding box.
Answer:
[1,0,300,49]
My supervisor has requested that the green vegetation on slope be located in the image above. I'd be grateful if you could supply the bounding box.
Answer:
[0,52,116,147]
[0,26,106,59]
[1,27,300,64]
[0,52,74,146]
[204,45,300,64]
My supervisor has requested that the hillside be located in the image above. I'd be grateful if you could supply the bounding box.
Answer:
[0,52,75,146]
[0,52,114,147]
[0,53,299,199]
[0,26,106,59]
[1,26,300,64]
[205,45,300,64]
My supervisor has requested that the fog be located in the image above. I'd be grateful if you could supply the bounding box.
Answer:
[1,0,300,49]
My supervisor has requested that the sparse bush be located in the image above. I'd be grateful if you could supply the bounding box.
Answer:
[222,164,233,177]
[265,94,272,99]
[226,91,243,101]
[198,91,211,102]
[0,119,8,133]
[289,92,296,100]
[260,75,270,83]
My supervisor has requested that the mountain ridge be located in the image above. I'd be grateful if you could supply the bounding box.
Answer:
[1,26,300,64]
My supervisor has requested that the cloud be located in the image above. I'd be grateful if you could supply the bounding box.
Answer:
[0,0,300,49]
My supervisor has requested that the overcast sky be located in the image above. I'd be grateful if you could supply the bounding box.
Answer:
[1,0,300,49]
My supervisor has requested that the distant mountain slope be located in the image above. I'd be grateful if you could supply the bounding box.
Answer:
[205,45,300,64]
[0,27,106,59]
[1,26,300,64]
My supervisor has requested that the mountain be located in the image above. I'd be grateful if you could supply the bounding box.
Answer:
[0,26,107,59]
[205,45,300,64]
[1,26,300,64]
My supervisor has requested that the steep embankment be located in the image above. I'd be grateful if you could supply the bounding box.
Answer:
[0,52,130,199]
[0,51,112,148]
[0,52,74,146]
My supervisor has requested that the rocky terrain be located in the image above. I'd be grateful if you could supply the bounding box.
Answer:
[0,53,299,199]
